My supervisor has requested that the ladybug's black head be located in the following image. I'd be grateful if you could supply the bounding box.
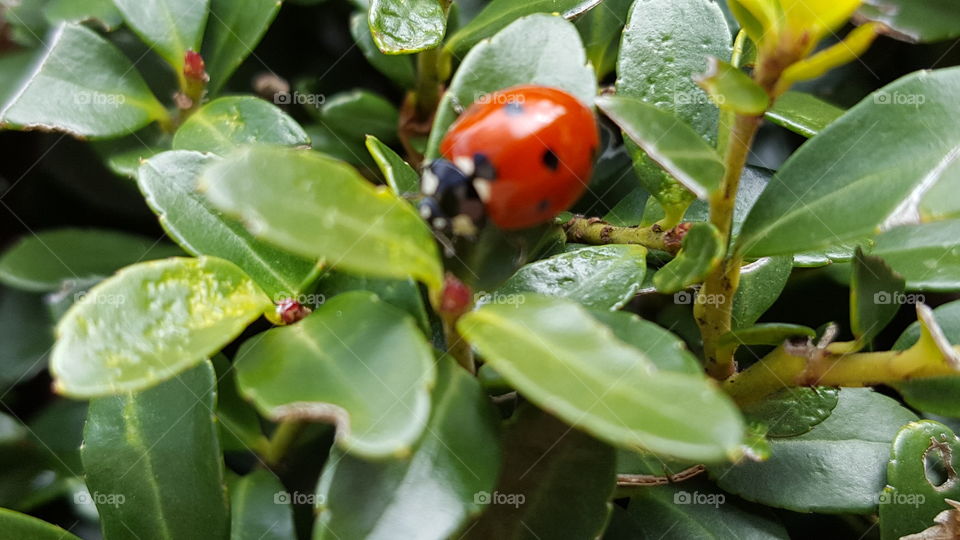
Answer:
[419,154,496,238]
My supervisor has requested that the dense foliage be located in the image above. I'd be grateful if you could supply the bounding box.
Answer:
[1,0,960,538]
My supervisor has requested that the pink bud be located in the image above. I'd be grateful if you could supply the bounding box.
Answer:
[184,50,208,83]
[276,299,311,325]
[440,274,472,318]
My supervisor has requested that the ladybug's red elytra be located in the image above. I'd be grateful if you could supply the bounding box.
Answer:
[420,85,600,236]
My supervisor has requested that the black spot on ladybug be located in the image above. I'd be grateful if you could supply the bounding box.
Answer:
[542,149,560,171]
[504,102,525,116]
[538,199,550,212]
[473,153,497,180]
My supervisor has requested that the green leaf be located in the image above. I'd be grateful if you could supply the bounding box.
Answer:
[0,23,167,138]
[231,469,296,540]
[793,240,862,268]
[604,186,649,226]
[114,0,210,71]
[575,0,632,79]
[234,291,435,458]
[0,288,53,391]
[139,151,321,299]
[590,309,702,375]
[320,90,399,145]
[598,95,725,200]
[742,387,840,438]
[314,359,500,540]
[173,97,310,155]
[50,256,271,397]
[615,0,730,224]
[644,164,770,236]
[426,14,596,159]
[654,223,724,293]
[28,399,88,476]
[870,221,960,291]
[493,245,647,311]
[43,0,122,30]
[366,135,420,197]
[445,0,602,56]
[0,228,182,293]
[891,299,960,416]
[463,405,615,540]
[82,361,230,540]
[368,0,446,54]
[731,256,793,328]
[736,67,960,258]
[623,479,789,539]
[200,145,444,294]
[714,388,918,513]
[851,247,905,344]
[765,91,844,138]
[350,12,416,88]
[446,224,567,292]
[0,508,81,540]
[90,125,169,178]
[881,420,960,539]
[695,57,769,115]
[305,123,379,174]
[615,448,699,478]
[859,0,960,43]
[0,51,38,109]
[212,355,267,454]
[316,271,431,335]
[719,323,816,348]
[202,0,281,94]
[459,295,745,462]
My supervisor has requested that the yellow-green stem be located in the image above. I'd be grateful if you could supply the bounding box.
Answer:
[263,419,304,466]
[726,342,960,406]
[415,47,444,120]
[562,216,689,255]
[697,113,762,379]
[443,317,475,374]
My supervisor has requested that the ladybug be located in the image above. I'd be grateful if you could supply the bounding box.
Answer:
[420,85,599,237]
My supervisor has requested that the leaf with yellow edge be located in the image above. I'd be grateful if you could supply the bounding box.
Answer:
[778,0,863,43]
[728,0,780,42]
[780,23,880,90]
[51,256,272,397]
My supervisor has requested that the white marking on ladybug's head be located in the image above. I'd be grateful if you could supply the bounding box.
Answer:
[452,215,478,237]
[420,204,433,220]
[473,178,492,203]
[432,217,448,229]
[421,168,440,196]
[454,156,475,176]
